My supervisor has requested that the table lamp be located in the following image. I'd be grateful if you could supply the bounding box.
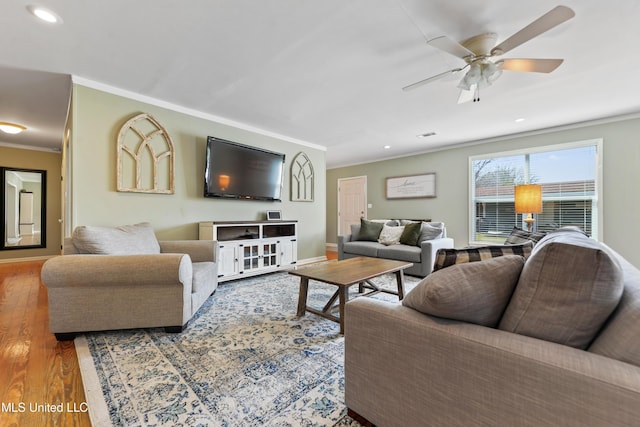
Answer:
[514,184,542,232]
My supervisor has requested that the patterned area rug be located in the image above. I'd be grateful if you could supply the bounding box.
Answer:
[76,269,421,426]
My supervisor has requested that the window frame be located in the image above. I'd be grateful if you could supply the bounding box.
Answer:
[468,139,603,245]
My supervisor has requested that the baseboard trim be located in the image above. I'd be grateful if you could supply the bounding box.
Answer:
[0,255,56,264]
[326,243,338,252]
[296,256,327,266]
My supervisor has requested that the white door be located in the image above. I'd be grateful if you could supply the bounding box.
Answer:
[6,183,19,241]
[338,176,367,236]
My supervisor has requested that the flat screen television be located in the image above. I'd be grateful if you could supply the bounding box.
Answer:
[204,136,285,201]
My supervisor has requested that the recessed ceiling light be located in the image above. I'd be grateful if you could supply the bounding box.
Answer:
[417,132,436,138]
[27,5,63,24]
[383,145,391,150]
[515,118,526,123]
[0,122,27,134]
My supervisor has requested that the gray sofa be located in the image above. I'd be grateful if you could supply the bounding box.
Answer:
[338,220,454,277]
[345,229,640,426]
[41,223,219,340]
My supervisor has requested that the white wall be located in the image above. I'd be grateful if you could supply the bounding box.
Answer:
[70,85,327,261]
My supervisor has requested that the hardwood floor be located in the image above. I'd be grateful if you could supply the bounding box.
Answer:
[0,252,337,426]
[0,261,90,427]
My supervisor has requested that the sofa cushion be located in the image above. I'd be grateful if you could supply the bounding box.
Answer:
[357,219,384,241]
[588,254,640,367]
[191,261,217,294]
[378,225,405,246]
[433,242,533,272]
[504,226,546,245]
[72,222,161,255]
[403,255,525,327]
[399,222,422,246]
[377,244,422,263]
[418,222,444,244]
[499,230,624,349]
[342,241,382,258]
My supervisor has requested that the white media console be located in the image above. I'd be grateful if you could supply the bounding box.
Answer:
[199,220,298,282]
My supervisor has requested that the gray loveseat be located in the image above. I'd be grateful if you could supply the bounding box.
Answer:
[338,220,454,277]
[345,229,640,426]
[41,223,219,340]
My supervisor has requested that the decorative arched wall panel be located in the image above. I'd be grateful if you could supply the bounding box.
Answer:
[291,152,314,202]
[117,113,175,194]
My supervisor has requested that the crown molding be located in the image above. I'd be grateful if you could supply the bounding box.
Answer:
[71,76,326,152]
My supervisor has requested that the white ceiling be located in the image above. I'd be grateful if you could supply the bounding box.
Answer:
[1,1,639,167]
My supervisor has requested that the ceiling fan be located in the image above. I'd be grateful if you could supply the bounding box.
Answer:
[402,5,575,103]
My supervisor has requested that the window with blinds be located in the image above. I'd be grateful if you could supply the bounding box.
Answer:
[470,141,601,244]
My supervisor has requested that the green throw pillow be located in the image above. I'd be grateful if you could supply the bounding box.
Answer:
[357,219,384,241]
[399,222,422,246]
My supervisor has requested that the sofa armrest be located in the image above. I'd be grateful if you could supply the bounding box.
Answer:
[159,240,218,263]
[419,237,454,274]
[337,234,354,260]
[41,254,193,289]
[345,298,640,427]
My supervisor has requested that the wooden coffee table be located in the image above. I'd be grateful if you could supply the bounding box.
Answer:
[290,257,413,334]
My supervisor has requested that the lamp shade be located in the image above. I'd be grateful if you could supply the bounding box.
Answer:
[514,184,542,214]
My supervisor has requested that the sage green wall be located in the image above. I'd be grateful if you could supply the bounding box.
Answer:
[327,117,640,268]
[0,146,62,261]
[71,85,326,261]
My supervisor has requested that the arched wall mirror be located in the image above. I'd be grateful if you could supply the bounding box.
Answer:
[1,167,46,250]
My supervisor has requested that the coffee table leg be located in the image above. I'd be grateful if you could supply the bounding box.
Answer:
[395,270,405,300]
[338,285,348,334]
[297,277,309,317]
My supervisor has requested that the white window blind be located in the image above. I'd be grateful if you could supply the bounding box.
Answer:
[470,141,600,244]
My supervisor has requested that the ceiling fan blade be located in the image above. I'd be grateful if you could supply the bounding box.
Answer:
[457,87,474,104]
[402,68,463,91]
[428,36,475,59]
[498,58,564,73]
[491,6,575,55]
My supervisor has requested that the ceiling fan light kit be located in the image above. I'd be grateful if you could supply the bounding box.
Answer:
[0,122,27,134]
[403,5,575,103]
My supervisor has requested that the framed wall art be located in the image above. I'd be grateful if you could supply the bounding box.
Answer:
[385,173,436,199]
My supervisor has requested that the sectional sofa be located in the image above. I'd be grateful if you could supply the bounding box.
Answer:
[344,229,640,426]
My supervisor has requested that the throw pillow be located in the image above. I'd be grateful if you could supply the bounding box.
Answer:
[433,242,533,272]
[378,225,405,245]
[399,222,422,246]
[504,226,546,245]
[72,222,161,255]
[417,222,444,245]
[403,255,525,327]
[356,218,384,242]
[499,230,624,350]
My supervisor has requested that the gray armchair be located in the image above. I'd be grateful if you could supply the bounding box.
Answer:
[41,223,219,340]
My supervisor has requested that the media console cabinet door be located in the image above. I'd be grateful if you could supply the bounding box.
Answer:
[280,239,297,266]
[217,244,239,278]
